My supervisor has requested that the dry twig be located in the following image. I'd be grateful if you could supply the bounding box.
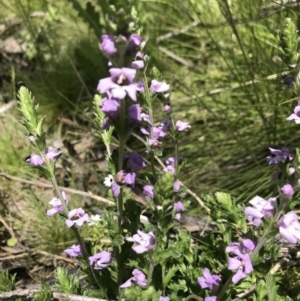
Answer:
[0,172,114,205]
[0,288,111,301]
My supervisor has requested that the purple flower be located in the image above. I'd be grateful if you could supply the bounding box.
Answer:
[150,80,170,94]
[120,269,147,288]
[266,147,292,165]
[128,34,143,51]
[64,244,82,257]
[166,157,175,165]
[163,165,175,174]
[100,35,116,56]
[149,139,162,148]
[126,152,146,171]
[128,104,151,125]
[227,253,253,284]
[175,120,191,131]
[244,196,276,227]
[289,167,296,175]
[115,170,137,187]
[278,211,300,244]
[284,76,293,86]
[163,157,177,175]
[111,182,120,198]
[226,239,254,284]
[164,103,171,112]
[132,230,155,254]
[89,251,112,270]
[130,52,145,69]
[45,147,62,161]
[97,68,137,101]
[140,128,149,136]
[153,127,166,139]
[226,239,255,256]
[46,191,68,216]
[136,79,145,92]
[174,201,184,221]
[205,297,218,301]
[159,297,170,301]
[197,268,221,292]
[159,120,172,131]
[66,208,91,228]
[123,172,136,187]
[101,92,120,119]
[25,154,44,166]
[173,180,180,192]
[153,120,171,139]
[143,185,154,199]
[101,117,110,129]
[281,184,294,197]
[174,201,184,211]
[28,134,35,141]
[287,105,300,124]
[131,60,145,69]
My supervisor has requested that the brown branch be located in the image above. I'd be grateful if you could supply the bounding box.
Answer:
[0,288,111,301]
[234,284,256,300]
[270,257,290,275]
[0,172,114,205]
[53,292,110,301]
[0,215,16,239]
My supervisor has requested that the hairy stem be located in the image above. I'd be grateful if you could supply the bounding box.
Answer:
[116,99,126,289]
[148,107,158,180]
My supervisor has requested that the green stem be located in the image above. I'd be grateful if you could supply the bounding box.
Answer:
[161,264,166,295]
[147,261,154,286]
[148,107,157,180]
[174,138,179,178]
[117,99,126,231]
[116,99,126,288]
[170,115,179,177]
[186,295,203,301]
[148,107,154,138]
[151,153,158,180]
[216,275,233,300]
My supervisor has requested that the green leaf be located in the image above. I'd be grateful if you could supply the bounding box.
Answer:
[0,271,16,292]
[279,18,300,66]
[18,87,39,135]
[33,283,52,301]
[111,233,124,248]
[7,237,17,247]
[215,192,232,211]
[265,273,278,301]
[154,172,174,204]
[156,248,181,264]
[163,265,179,288]
[36,116,46,137]
[93,94,104,126]
[151,67,163,81]
[256,279,267,300]
[54,267,81,294]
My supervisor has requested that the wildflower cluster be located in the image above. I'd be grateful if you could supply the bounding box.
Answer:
[15,14,300,301]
